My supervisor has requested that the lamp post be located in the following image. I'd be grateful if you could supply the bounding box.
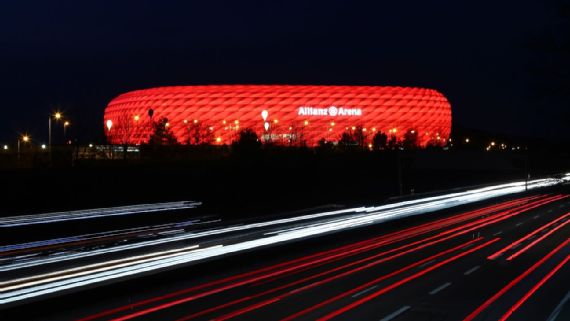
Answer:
[18,134,30,160]
[63,121,70,142]
[49,112,62,163]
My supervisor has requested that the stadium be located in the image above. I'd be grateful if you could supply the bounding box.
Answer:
[103,85,452,146]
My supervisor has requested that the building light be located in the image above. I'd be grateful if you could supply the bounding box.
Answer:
[183,119,188,124]
[273,119,278,124]
[194,119,198,124]
[465,138,470,143]
[234,120,239,125]
[89,144,93,148]
[222,120,226,125]
[165,122,170,127]
[330,122,335,126]
[304,120,309,126]
[41,144,46,149]
[216,137,222,143]
[133,115,140,122]
[3,145,8,150]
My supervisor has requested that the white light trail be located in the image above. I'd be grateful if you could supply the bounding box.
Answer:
[0,177,564,305]
[0,201,201,227]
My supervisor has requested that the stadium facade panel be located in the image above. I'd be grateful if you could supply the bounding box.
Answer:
[104,85,452,146]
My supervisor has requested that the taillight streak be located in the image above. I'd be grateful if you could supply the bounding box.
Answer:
[207,238,485,321]
[506,215,570,261]
[463,238,570,321]
[488,211,570,260]
[317,238,501,321]
[498,253,570,321]
[188,195,561,320]
[76,195,549,321]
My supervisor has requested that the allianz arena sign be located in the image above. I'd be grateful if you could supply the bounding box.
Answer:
[297,106,363,117]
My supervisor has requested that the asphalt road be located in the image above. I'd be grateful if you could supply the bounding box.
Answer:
[1,184,569,321]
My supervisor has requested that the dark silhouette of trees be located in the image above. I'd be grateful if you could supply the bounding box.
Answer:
[188,122,214,145]
[372,131,388,151]
[402,129,419,150]
[338,131,357,148]
[387,132,399,150]
[148,118,178,145]
[232,128,261,153]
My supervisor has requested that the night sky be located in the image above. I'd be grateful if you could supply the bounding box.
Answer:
[0,0,565,144]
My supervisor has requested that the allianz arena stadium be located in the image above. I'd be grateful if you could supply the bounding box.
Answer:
[103,85,452,146]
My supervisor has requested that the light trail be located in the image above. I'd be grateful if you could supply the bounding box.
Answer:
[0,201,201,227]
[506,216,570,261]
[488,211,570,260]
[463,238,570,321]
[77,198,532,321]
[498,253,570,321]
[193,196,563,320]
[86,195,553,321]
[0,178,564,307]
[317,238,501,321]
[190,238,485,321]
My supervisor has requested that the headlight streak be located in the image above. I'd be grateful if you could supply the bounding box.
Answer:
[0,201,201,227]
[0,219,201,254]
[0,178,563,306]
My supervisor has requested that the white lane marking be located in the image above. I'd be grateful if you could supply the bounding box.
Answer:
[493,231,503,236]
[516,222,523,227]
[464,265,481,275]
[379,306,411,321]
[352,285,378,298]
[419,259,436,268]
[429,282,452,295]
[534,215,540,219]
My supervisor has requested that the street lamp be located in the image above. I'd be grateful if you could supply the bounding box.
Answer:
[63,121,70,140]
[18,134,30,160]
[48,112,62,150]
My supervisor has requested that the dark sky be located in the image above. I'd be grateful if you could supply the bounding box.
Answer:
[0,0,564,144]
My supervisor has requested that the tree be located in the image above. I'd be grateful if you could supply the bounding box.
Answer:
[187,121,214,145]
[338,131,356,147]
[387,133,399,150]
[352,125,366,148]
[402,129,419,150]
[148,117,179,145]
[372,131,388,151]
[232,128,261,153]
[114,112,137,160]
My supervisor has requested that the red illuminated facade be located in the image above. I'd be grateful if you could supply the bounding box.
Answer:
[104,85,452,146]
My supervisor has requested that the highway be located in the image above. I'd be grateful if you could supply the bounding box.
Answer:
[1,177,570,320]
